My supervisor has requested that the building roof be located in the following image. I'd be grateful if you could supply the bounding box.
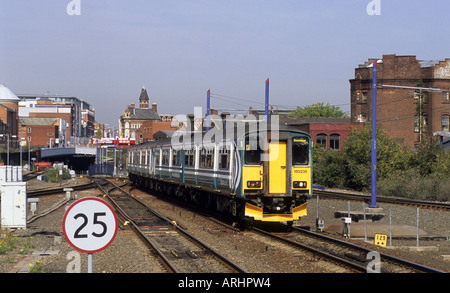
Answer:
[19,117,58,126]
[0,84,20,101]
[125,107,160,120]
[419,59,443,68]
[139,86,149,101]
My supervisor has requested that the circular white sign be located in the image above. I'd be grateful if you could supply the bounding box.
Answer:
[62,197,118,253]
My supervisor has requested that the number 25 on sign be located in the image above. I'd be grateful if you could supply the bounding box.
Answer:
[63,197,118,253]
[374,234,387,247]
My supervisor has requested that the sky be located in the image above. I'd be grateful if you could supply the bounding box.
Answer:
[1,0,450,128]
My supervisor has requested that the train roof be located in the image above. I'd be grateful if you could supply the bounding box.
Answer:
[130,126,311,150]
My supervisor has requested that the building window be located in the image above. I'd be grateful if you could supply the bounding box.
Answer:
[415,115,429,133]
[27,127,31,133]
[330,134,340,150]
[316,134,327,148]
[442,115,449,132]
[356,114,367,123]
[356,91,368,104]
[442,92,450,104]
[414,92,428,104]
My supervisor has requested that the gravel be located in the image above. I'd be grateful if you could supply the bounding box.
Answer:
[0,178,449,274]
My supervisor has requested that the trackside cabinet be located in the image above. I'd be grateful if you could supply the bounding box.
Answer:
[1,182,27,229]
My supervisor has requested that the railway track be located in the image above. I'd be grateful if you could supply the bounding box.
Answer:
[252,225,447,273]
[314,189,450,211]
[93,178,247,273]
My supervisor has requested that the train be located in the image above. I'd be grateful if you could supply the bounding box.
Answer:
[127,125,313,228]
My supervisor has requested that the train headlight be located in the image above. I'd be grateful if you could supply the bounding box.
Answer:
[293,181,307,188]
[247,181,262,188]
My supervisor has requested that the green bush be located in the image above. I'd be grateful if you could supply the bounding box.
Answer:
[44,166,71,183]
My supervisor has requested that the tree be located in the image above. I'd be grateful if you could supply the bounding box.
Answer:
[289,102,348,118]
[342,125,404,191]
[95,129,103,138]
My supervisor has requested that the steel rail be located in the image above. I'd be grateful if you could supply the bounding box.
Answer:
[293,227,447,273]
[93,178,180,273]
[314,189,450,211]
[251,227,368,273]
[94,178,247,273]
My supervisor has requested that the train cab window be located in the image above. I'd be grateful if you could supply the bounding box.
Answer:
[292,138,309,165]
[244,135,261,165]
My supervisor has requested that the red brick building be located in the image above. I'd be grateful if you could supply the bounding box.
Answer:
[0,84,19,143]
[350,54,450,149]
[136,113,178,143]
[280,116,360,150]
[18,117,59,147]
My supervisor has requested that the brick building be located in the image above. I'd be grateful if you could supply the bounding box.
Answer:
[18,117,59,147]
[118,87,160,140]
[18,94,95,143]
[119,87,178,143]
[350,54,450,148]
[136,113,178,142]
[0,84,19,141]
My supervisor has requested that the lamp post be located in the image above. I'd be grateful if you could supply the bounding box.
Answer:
[113,134,117,177]
[28,137,31,171]
[0,134,17,165]
[368,60,382,208]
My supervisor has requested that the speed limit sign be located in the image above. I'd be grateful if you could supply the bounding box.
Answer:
[62,197,118,254]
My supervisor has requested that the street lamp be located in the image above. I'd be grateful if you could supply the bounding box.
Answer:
[28,137,31,171]
[367,59,382,208]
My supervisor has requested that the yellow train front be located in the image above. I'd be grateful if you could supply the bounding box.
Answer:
[238,129,313,225]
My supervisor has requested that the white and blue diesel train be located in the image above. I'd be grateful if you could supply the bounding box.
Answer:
[127,128,313,226]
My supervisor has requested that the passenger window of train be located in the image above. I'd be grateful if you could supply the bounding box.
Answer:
[200,148,214,169]
[162,149,170,165]
[219,150,230,170]
[206,149,214,169]
[292,138,309,165]
[185,149,194,167]
[172,150,182,166]
[217,146,230,170]
[154,149,160,165]
[244,135,261,165]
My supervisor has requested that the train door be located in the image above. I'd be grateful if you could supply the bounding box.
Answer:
[268,141,287,194]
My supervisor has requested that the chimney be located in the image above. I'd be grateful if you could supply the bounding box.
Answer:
[130,102,135,108]
[152,103,157,112]
[249,106,253,115]
[221,112,230,131]
[187,114,195,132]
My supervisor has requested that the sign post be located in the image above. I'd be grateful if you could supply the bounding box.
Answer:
[62,197,118,273]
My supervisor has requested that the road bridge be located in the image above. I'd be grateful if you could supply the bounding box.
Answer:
[40,146,97,171]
